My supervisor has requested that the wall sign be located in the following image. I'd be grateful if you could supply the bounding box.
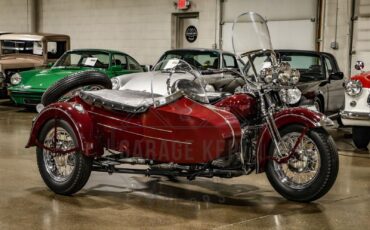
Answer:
[185,25,197,43]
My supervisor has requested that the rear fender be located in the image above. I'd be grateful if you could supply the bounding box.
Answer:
[256,107,323,173]
[26,102,102,156]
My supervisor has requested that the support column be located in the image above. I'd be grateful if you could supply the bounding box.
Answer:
[27,0,38,33]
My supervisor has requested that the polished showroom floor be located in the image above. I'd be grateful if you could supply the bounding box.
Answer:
[0,99,369,230]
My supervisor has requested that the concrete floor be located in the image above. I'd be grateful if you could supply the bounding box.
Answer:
[0,99,369,230]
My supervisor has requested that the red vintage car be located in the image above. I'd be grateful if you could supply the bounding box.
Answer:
[26,12,339,202]
[341,61,370,149]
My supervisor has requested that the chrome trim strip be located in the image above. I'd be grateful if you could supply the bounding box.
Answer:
[88,111,173,133]
[340,110,370,120]
[97,123,192,145]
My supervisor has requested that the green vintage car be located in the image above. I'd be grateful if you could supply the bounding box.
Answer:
[8,49,143,106]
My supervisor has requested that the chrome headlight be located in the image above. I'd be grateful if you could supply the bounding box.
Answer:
[260,67,273,84]
[279,88,302,105]
[10,73,22,85]
[291,69,300,85]
[344,80,362,96]
[111,77,120,90]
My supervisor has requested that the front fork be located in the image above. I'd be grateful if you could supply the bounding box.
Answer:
[261,93,307,163]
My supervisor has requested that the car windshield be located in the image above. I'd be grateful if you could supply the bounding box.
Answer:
[246,52,324,83]
[54,51,110,69]
[1,40,43,56]
[157,50,220,71]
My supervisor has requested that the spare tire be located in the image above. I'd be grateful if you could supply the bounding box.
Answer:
[41,70,112,106]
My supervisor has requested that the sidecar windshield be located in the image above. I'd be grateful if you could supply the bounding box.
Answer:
[119,59,208,107]
[232,12,273,58]
[152,59,209,105]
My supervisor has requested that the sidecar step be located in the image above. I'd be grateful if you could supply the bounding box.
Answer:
[92,164,243,179]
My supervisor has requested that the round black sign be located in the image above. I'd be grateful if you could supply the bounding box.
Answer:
[185,25,198,43]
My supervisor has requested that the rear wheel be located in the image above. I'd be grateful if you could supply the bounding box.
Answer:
[36,119,92,195]
[352,126,370,149]
[266,125,338,202]
[41,70,112,106]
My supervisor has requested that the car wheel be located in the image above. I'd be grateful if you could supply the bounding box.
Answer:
[36,119,92,195]
[41,70,112,106]
[352,126,370,150]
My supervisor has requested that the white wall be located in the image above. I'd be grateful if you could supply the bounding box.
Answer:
[222,0,317,22]
[0,0,30,32]
[321,0,352,76]
[0,0,357,76]
[38,0,218,65]
[221,0,318,51]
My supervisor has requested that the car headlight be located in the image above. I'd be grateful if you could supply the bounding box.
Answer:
[291,69,300,85]
[10,73,22,85]
[279,88,302,105]
[260,67,273,84]
[344,80,362,96]
[111,77,120,90]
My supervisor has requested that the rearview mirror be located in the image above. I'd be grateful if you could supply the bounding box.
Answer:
[329,71,344,80]
[110,65,122,71]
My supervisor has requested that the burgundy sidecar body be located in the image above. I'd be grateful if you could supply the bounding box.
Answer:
[27,88,241,164]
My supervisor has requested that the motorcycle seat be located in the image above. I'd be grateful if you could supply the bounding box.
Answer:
[79,89,162,113]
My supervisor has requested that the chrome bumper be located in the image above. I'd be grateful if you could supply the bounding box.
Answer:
[340,110,370,121]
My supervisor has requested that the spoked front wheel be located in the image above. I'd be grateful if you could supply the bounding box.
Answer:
[36,119,92,195]
[266,124,339,202]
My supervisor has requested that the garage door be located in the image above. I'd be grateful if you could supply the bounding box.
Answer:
[221,0,318,52]
[351,0,370,75]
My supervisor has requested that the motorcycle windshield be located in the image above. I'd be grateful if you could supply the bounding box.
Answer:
[149,59,209,106]
[232,12,273,57]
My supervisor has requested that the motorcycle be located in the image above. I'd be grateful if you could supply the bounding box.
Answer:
[26,12,338,202]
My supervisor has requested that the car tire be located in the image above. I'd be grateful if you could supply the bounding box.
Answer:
[41,70,112,106]
[314,97,323,113]
[352,126,370,149]
[36,119,92,195]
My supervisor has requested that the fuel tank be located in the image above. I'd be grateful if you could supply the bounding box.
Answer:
[214,93,258,122]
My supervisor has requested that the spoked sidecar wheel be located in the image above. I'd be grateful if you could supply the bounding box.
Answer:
[41,70,112,106]
[266,125,339,202]
[36,119,92,195]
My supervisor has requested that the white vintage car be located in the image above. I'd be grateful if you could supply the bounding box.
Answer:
[341,61,370,149]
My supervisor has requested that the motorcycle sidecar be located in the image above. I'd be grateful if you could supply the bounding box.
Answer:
[27,89,242,164]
